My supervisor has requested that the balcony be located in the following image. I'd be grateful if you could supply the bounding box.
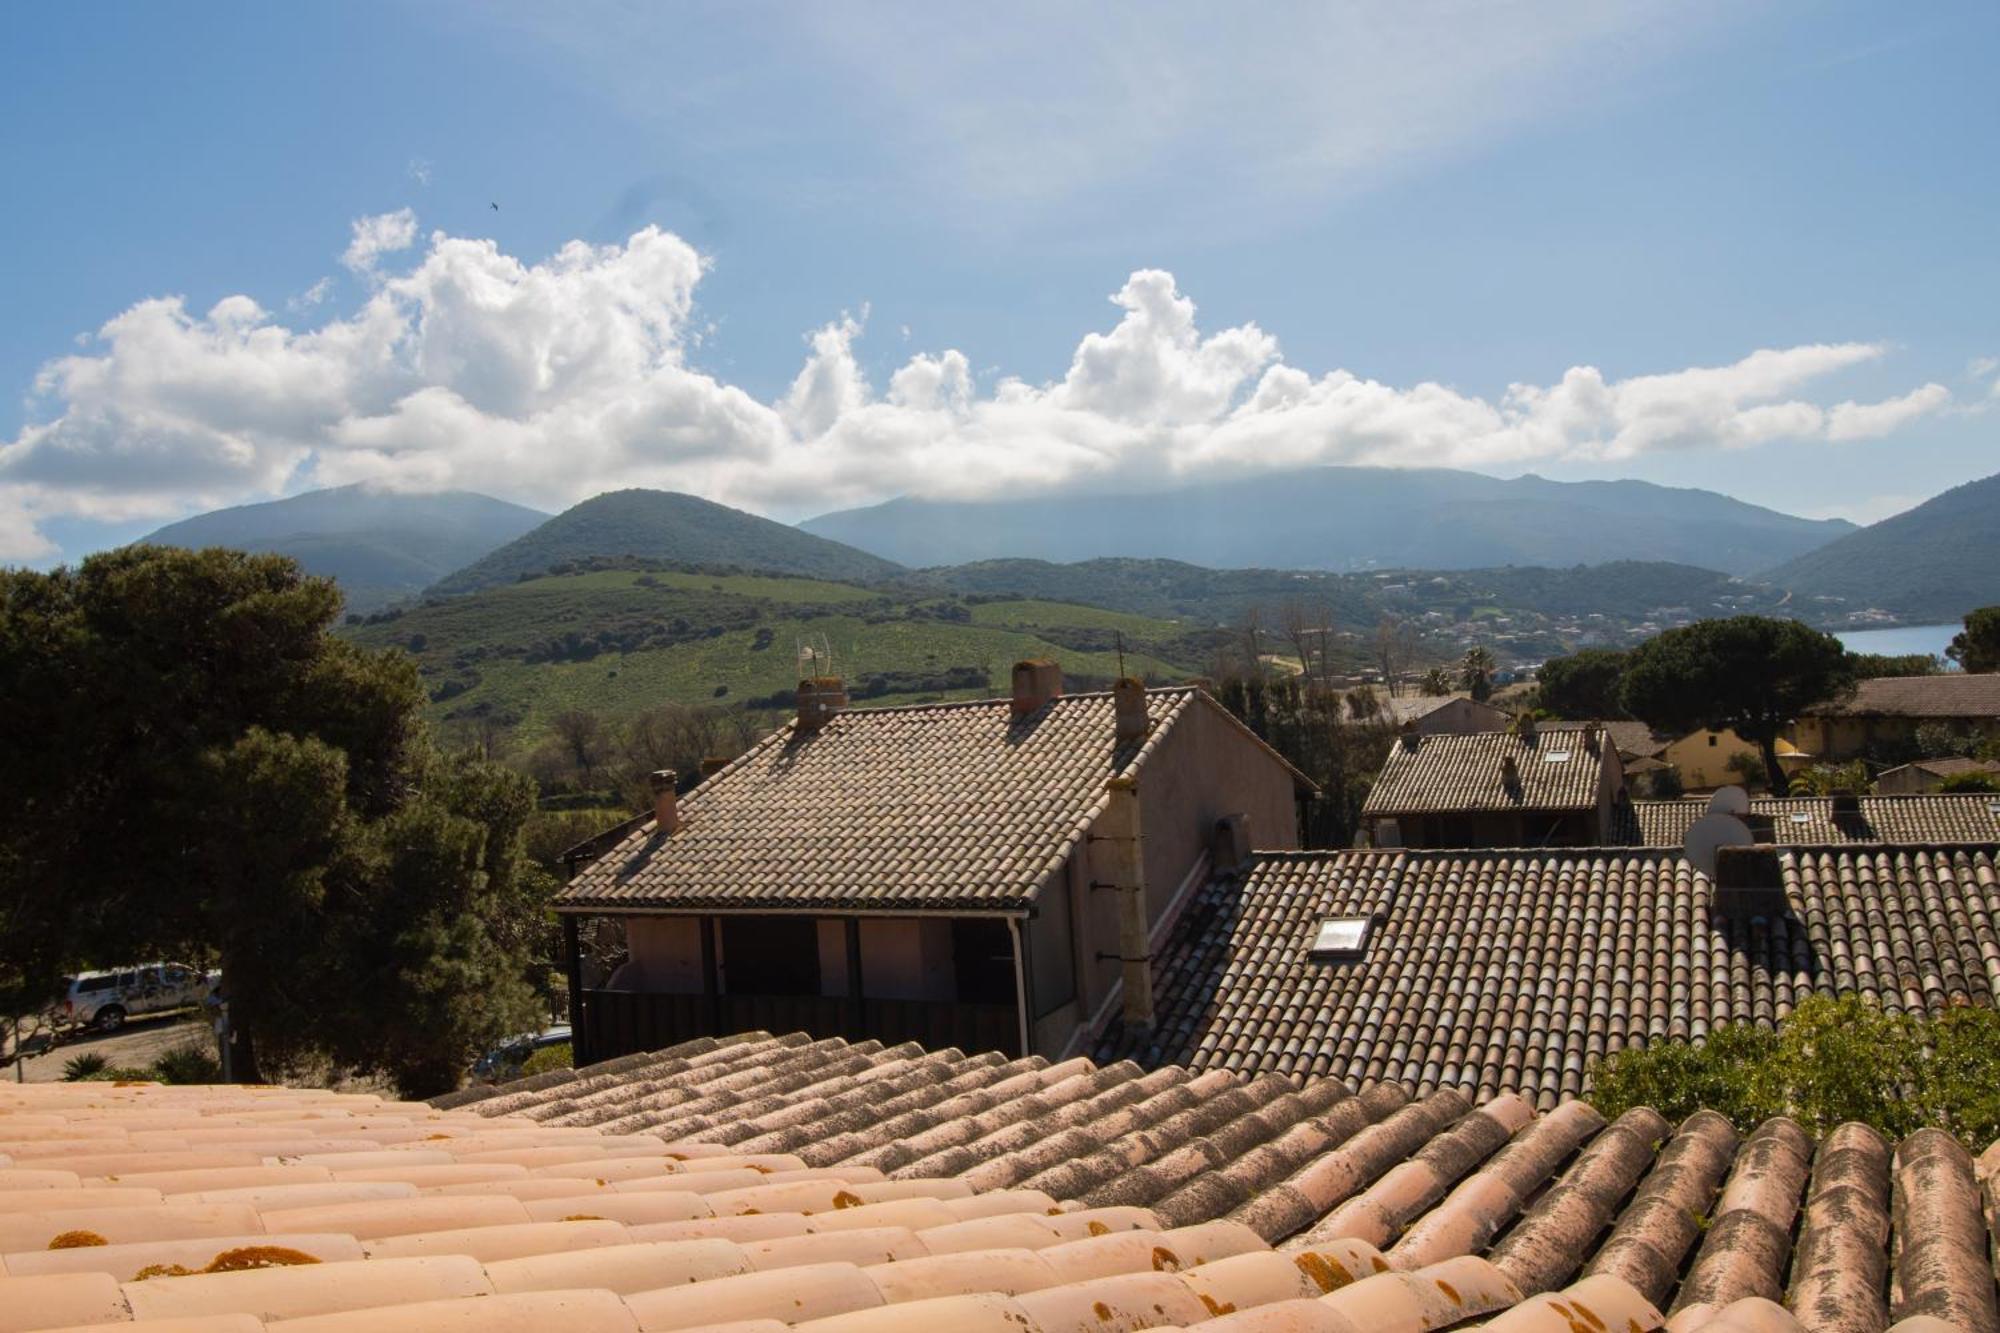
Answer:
[576,987,1020,1064]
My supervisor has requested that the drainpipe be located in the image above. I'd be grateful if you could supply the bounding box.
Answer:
[561,915,585,1066]
[1100,776,1153,1035]
[1007,916,1031,1058]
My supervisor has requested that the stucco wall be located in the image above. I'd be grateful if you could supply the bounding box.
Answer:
[616,912,957,1001]
[1136,701,1301,922]
[619,916,705,993]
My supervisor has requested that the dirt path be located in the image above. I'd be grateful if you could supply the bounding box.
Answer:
[6,1013,215,1084]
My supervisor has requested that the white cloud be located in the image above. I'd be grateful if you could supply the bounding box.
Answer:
[0,215,1956,560]
[341,208,418,275]
[407,157,433,188]
[287,277,333,312]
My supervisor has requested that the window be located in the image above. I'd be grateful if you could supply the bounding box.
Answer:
[1708,735,1718,747]
[1543,751,1572,763]
[953,919,1016,1005]
[1790,812,1812,824]
[1309,917,1372,960]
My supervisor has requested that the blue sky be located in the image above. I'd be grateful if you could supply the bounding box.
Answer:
[1,1,1995,563]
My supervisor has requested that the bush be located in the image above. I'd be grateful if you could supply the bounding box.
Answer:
[520,1042,572,1077]
[151,1041,222,1085]
[62,1052,109,1081]
[1938,772,2000,793]
[1590,995,2000,1149]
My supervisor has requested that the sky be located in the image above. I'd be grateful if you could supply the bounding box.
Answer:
[1,1,1996,565]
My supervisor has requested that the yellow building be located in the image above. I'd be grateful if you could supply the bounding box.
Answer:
[1661,727,1809,790]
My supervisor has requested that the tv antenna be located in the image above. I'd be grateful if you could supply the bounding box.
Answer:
[1115,631,1127,681]
[797,633,835,682]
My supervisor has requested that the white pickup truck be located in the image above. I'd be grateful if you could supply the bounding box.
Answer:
[55,963,213,1032]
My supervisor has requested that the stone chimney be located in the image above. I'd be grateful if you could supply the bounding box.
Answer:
[1501,754,1520,788]
[1113,676,1150,744]
[796,676,847,733]
[1713,844,1786,919]
[649,769,680,835]
[1011,659,1064,717]
[1583,723,1602,754]
[1832,791,1861,819]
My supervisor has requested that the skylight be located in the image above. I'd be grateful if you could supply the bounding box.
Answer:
[1310,917,1371,960]
[1543,750,1572,763]
[1791,812,1812,823]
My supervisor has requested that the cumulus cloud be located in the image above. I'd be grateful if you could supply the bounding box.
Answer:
[341,208,419,275]
[0,213,1957,560]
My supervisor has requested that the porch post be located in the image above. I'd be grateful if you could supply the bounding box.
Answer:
[699,916,720,1037]
[845,917,864,1040]
[561,915,586,1066]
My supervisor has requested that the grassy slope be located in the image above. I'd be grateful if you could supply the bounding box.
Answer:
[345,569,1199,741]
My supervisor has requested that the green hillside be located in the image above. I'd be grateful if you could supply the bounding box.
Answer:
[345,567,1213,742]
[1762,471,2000,623]
[429,489,903,596]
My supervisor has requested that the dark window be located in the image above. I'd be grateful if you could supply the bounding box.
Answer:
[76,976,117,994]
[952,918,1016,1006]
[720,917,820,996]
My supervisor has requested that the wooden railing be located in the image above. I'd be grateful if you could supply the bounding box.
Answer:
[577,988,1019,1064]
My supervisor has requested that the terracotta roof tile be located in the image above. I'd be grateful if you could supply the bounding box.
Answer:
[1363,727,1611,815]
[1102,844,2000,1108]
[1805,674,2000,719]
[4,1041,1998,1331]
[557,687,1302,913]
[1625,795,2000,847]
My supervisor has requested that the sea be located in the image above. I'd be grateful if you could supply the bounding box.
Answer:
[1834,623,1961,664]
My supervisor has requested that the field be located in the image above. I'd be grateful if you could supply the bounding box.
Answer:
[344,569,1209,742]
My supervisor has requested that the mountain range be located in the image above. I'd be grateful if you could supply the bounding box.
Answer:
[140,485,547,613]
[800,466,1855,576]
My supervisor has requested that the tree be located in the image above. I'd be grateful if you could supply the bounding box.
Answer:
[0,547,544,1094]
[549,709,609,789]
[1620,617,1851,797]
[1946,606,2000,673]
[1938,772,2000,793]
[1419,667,1451,697]
[1590,995,2000,1150]
[1458,647,1496,702]
[1534,649,1628,719]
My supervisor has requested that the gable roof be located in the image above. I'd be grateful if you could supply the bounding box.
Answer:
[1361,726,1611,816]
[1805,672,2000,719]
[556,686,1306,915]
[1602,720,1668,759]
[1624,794,2000,847]
[1379,693,1506,725]
[1099,844,2000,1110]
[1884,756,2000,780]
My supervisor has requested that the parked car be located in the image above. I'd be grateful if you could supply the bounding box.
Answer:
[54,963,211,1033]
[471,1024,571,1083]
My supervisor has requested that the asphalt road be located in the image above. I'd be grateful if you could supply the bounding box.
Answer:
[6,1012,214,1084]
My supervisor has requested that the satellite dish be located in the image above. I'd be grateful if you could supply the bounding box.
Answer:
[1684,811,1754,879]
[1706,785,1751,816]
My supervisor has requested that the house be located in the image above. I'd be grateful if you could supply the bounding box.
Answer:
[1657,727,1811,790]
[1097,842,2000,1108]
[1377,691,1511,734]
[554,661,1313,1066]
[1619,792,2000,846]
[18,1058,2000,1332]
[1876,756,2000,794]
[1360,722,1626,847]
[1792,672,2000,760]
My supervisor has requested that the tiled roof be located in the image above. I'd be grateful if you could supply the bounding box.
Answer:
[1099,844,2000,1109]
[1888,758,2000,779]
[7,1044,1995,1331]
[1624,795,2000,847]
[1378,694,1502,726]
[1362,726,1610,815]
[1805,673,2000,718]
[558,687,1303,914]
[1603,721,1668,759]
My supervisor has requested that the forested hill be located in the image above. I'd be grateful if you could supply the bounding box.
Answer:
[1762,470,2000,623]
[428,489,905,596]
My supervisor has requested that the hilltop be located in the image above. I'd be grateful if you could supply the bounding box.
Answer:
[428,489,903,596]
[140,485,547,613]
[1762,469,2000,623]
[802,465,1854,576]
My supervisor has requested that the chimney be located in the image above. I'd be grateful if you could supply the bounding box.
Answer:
[1113,676,1150,744]
[1211,813,1253,873]
[1583,723,1602,754]
[649,769,680,835]
[699,755,728,780]
[1501,754,1520,787]
[1011,659,1064,718]
[1832,791,1861,819]
[1713,844,1785,919]
[796,676,847,733]
[1399,730,1421,752]
[1100,776,1152,1035]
